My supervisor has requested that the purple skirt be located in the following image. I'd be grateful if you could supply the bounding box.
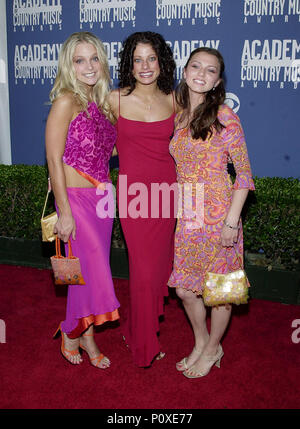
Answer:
[56,186,120,338]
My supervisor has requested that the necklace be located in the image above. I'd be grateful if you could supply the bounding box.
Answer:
[135,91,157,111]
[144,99,153,110]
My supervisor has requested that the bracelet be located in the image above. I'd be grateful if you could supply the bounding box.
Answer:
[223,219,239,230]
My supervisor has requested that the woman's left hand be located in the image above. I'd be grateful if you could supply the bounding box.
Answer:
[220,224,239,247]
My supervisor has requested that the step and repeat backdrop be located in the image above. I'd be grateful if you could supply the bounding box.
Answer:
[6,0,300,177]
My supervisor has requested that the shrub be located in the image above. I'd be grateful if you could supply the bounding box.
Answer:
[109,168,126,248]
[243,177,300,271]
[0,164,125,247]
[0,164,49,239]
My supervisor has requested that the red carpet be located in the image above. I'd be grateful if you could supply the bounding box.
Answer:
[0,263,299,410]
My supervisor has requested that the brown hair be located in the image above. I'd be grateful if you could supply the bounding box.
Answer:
[176,47,226,140]
[118,31,175,95]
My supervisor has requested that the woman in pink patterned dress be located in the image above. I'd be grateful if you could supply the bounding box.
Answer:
[168,47,255,378]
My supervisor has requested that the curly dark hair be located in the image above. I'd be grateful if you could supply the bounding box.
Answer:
[118,31,175,95]
[176,47,226,141]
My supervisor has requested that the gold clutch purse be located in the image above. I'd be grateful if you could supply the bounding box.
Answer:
[41,178,58,242]
[203,246,249,307]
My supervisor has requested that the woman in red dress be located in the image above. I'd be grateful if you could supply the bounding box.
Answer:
[109,32,178,367]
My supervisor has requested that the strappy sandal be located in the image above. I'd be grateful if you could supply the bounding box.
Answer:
[79,332,110,369]
[53,323,82,365]
[176,347,202,372]
[183,344,224,379]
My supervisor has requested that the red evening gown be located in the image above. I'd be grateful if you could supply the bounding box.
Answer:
[116,94,177,367]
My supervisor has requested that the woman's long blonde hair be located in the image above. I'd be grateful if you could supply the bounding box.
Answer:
[50,32,113,121]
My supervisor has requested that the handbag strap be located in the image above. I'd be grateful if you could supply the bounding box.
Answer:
[55,236,61,257]
[55,237,74,259]
[41,192,50,220]
[41,177,52,219]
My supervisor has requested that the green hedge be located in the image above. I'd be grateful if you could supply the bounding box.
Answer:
[0,165,299,270]
[243,177,300,271]
[0,164,125,248]
[0,165,49,239]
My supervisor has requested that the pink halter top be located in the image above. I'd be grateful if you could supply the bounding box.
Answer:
[63,102,116,185]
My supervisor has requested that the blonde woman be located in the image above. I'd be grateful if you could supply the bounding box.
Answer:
[46,32,120,369]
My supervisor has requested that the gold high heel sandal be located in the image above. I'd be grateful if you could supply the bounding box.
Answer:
[176,347,202,372]
[183,344,224,379]
[79,332,110,369]
[53,323,83,365]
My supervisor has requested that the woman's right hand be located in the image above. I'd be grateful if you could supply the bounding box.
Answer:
[54,213,76,243]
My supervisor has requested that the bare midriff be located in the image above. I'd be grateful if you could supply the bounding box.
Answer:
[63,163,106,191]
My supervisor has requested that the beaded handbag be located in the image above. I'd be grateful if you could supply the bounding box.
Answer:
[50,237,85,285]
[203,246,249,307]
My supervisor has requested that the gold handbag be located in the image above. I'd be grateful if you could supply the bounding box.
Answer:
[41,178,58,242]
[203,246,249,307]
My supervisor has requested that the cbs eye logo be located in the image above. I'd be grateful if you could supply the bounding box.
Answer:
[225,92,240,113]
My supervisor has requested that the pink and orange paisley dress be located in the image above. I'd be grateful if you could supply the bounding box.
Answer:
[168,104,255,294]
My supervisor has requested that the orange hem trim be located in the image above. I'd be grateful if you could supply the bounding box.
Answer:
[67,309,119,339]
[74,168,110,188]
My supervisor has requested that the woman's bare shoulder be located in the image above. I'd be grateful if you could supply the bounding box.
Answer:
[107,89,119,116]
[170,90,181,113]
[108,88,132,116]
[52,92,78,113]
[48,92,79,125]
[109,88,129,100]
